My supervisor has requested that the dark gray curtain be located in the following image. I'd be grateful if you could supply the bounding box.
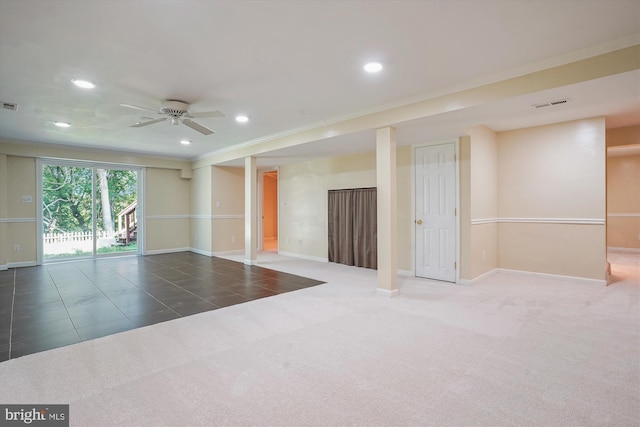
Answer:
[328,188,377,269]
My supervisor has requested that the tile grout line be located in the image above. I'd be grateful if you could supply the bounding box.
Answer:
[144,261,231,308]
[114,267,184,320]
[74,264,181,334]
[48,266,82,343]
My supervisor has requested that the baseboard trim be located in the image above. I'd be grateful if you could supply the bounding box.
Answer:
[457,268,499,286]
[244,259,257,266]
[397,269,413,277]
[376,288,399,298]
[7,261,37,269]
[190,248,215,257]
[278,251,329,263]
[144,247,190,256]
[608,247,640,254]
[497,268,607,286]
[0,264,7,271]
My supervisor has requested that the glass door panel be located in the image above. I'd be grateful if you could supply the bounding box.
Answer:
[42,165,94,260]
[96,168,138,256]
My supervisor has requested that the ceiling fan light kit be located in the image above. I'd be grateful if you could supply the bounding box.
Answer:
[120,100,225,135]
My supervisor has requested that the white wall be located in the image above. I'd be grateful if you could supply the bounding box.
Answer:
[0,154,6,269]
[279,146,412,269]
[211,166,245,253]
[145,168,190,253]
[190,166,212,254]
[278,151,377,261]
[3,156,37,267]
[497,118,606,280]
[468,126,499,279]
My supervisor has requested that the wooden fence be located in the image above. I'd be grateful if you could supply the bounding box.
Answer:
[43,231,115,245]
[43,231,118,255]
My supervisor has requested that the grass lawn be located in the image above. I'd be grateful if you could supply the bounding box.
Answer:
[45,242,137,259]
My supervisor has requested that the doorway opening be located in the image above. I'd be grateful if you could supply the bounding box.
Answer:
[262,170,278,252]
[39,160,141,262]
[606,142,640,285]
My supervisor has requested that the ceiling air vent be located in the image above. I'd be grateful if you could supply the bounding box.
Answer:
[2,102,18,111]
[532,98,569,109]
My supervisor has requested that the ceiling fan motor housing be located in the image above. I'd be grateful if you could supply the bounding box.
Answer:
[161,100,190,118]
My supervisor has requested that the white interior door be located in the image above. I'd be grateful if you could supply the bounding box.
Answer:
[415,143,457,282]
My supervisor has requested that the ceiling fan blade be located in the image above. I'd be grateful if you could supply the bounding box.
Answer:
[186,110,225,119]
[130,118,167,128]
[120,103,159,113]
[182,119,215,135]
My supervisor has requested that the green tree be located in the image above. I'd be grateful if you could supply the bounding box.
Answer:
[43,166,137,234]
[43,166,92,232]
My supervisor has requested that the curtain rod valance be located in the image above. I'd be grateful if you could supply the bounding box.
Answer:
[328,187,376,193]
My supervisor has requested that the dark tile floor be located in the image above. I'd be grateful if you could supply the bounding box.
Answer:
[0,252,324,362]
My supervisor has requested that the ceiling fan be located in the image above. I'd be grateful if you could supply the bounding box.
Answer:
[120,100,225,135]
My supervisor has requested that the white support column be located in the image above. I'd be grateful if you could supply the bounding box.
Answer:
[244,156,257,265]
[376,126,398,296]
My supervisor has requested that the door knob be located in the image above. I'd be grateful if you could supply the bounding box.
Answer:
[416,219,422,224]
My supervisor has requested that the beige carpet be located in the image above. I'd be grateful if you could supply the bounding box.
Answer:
[1,252,638,426]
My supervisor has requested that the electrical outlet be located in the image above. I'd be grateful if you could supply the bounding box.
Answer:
[482,250,486,261]
[231,235,236,243]
[13,244,20,252]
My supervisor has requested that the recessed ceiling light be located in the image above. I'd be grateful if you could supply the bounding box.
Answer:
[180,139,191,145]
[235,115,249,123]
[54,121,71,128]
[363,61,383,73]
[71,79,96,89]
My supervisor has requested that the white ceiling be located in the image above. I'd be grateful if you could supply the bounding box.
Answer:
[1,0,639,165]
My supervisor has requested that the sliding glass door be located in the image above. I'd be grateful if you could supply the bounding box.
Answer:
[40,161,140,261]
